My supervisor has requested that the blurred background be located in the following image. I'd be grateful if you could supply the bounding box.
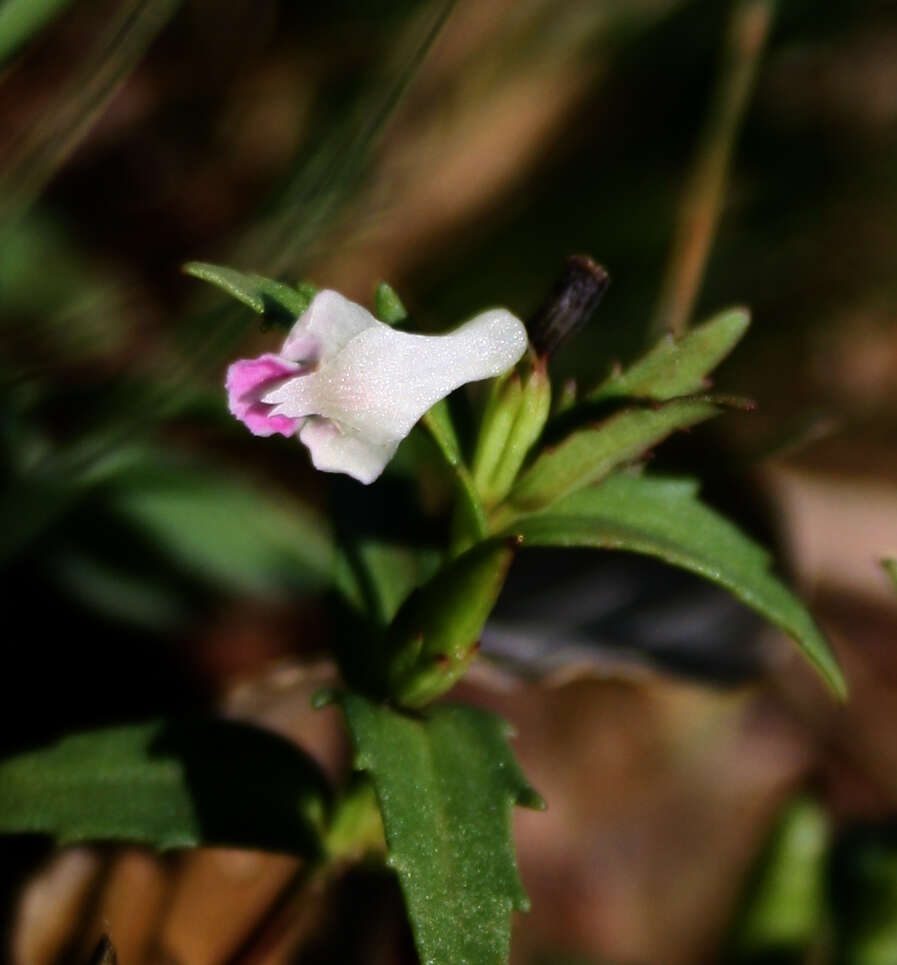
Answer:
[2,0,897,962]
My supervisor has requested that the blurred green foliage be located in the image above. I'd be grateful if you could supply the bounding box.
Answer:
[1,0,896,961]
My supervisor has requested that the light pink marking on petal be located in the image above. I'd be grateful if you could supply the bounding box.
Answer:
[226,353,303,437]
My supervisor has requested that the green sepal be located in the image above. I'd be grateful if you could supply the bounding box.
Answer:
[473,356,551,508]
[384,538,516,707]
[472,371,523,498]
[183,261,317,329]
[374,281,409,325]
[589,307,750,402]
[338,695,541,965]
[488,357,551,503]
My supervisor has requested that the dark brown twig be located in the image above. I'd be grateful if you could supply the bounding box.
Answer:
[651,0,775,338]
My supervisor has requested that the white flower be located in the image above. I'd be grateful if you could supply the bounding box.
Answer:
[226,289,528,483]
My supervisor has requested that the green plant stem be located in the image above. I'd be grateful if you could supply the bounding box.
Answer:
[651,0,775,338]
[224,777,385,965]
[323,775,385,861]
[421,408,489,548]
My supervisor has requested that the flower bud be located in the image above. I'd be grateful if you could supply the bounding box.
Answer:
[472,354,551,508]
[472,370,523,499]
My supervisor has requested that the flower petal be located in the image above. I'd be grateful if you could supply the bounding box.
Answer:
[298,416,399,485]
[280,289,379,364]
[271,307,528,441]
[226,354,302,437]
[257,300,527,483]
[261,370,322,420]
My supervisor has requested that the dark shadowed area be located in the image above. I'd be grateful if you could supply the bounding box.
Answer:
[2,0,897,962]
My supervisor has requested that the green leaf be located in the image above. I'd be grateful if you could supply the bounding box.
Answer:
[374,281,408,325]
[107,461,335,596]
[0,0,76,67]
[505,473,847,699]
[47,546,189,630]
[589,307,750,402]
[0,719,330,856]
[338,539,442,626]
[323,774,385,860]
[340,696,542,965]
[730,796,831,958]
[882,558,897,595]
[501,398,720,517]
[183,261,316,328]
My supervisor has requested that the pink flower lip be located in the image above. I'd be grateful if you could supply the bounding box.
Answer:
[226,353,303,437]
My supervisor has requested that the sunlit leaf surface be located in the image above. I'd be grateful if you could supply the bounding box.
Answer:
[0,718,330,856]
[340,695,542,965]
[504,397,720,514]
[183,262,316,328]
[589,307,750,402]
[506,472,847,698]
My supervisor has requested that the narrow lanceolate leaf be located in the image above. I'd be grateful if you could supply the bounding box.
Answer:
[183,262,316,328]
[340,696,543,965]
[502,398,720,516]
[589,307,749,402]
[339,539,441,627]
[0,719,330,856]
[107,462,335,595]
[505,473,846,699]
